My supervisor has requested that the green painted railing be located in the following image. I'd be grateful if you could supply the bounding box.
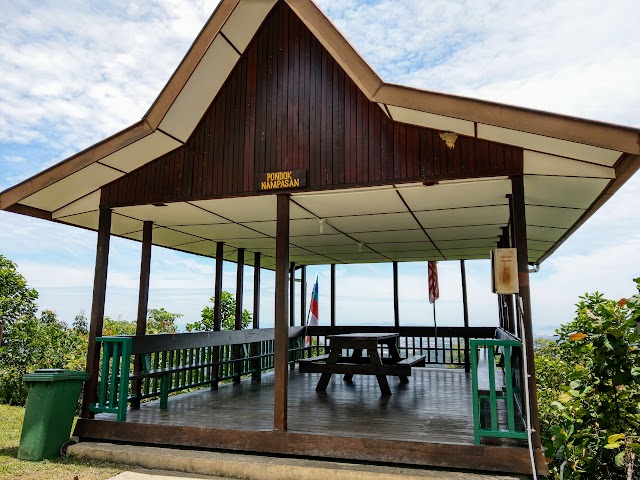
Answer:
[89,336,132,421]
[470,338,527,443]
[91,333,305,421]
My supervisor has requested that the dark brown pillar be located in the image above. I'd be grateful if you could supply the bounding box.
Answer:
[252,252,261,383]
[511,175,542,449]
[300,265,307,326]
[133,221,153,407]
[330,264,336,326]
[211,242,224,390]
[289,262,295,327]
[393,261,400,327]
[81,208,112,418]
[274,194,290,431]
[233,248,245,383]
[460,260,470,373]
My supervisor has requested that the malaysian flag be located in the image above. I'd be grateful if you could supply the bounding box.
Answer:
[305,275,319,346]
[428,261,439,304]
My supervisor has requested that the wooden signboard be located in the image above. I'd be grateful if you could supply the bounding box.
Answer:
[256,170,307,191]
[491,248,519,294]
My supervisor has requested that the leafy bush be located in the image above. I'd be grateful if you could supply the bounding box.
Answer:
[0,254,38,346]
[536,278,640,479]
[186,291,251,332]
[0,310,86,405]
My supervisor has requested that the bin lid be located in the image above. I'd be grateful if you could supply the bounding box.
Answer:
[23,369,90,382]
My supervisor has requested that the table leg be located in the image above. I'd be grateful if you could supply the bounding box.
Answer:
[387,340,409,384]
[316,348,341,391]
[343,348,362,382]
[368,348,391,395]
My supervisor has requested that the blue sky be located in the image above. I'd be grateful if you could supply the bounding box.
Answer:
[0,0,639,336]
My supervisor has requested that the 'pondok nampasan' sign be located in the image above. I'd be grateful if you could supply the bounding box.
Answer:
[256,170,307,191]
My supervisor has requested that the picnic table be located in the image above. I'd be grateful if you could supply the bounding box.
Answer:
[298,333,426,394]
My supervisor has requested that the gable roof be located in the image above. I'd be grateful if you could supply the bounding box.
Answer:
[1,0,639,267]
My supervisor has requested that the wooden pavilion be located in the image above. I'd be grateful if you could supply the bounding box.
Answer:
[2,0,639,475]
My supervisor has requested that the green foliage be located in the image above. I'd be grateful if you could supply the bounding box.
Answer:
[0,310,86,405]
[536,278,640,479]
[0,254,38,344]
[147,307,181,334]
[186,291,251,332]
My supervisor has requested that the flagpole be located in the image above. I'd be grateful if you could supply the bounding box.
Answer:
[433,301,438,363]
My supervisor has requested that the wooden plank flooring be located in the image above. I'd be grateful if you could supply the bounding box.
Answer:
[96,366,523,447]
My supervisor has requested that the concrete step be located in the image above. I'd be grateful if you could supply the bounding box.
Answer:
[68,442,529,480]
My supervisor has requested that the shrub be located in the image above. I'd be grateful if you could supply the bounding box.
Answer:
[536,278,640,479]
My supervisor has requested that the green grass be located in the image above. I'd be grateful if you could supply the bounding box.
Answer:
[0,404,126,480]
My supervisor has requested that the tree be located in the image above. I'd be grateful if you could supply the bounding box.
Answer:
[537,278,640,479]
[0,310,85,405]
[186,291,251,332]
[0,254,38,345]
[147,308,181,334]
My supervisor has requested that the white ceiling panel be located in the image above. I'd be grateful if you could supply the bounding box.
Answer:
[293,187,404,217]
[99,131,181,172]
[111,214,143,235]
[526,205,584,229]
[58,211,99,230]
[528,240,554,249]
[122,230,143,242]
[399,179,511,211]
[477,124,621,166]
[114,203,227,226]
[414,205,508,229]
[193,196,312,223]
[385,251,443,262]
[369,241,437,253]
[222,237,276,249]
[243,219,338,237]
[428,225,503,241]
[152,228,203,247]
[21,164,121,211]
[290,233,353,246]
[176,240,235,257]
[440,247,491,258]
[434,238,499,249]
[221,0,277,52]
[303,244,375,255]
[523,150,616,178]
[527,226,565,243]
[350,229,427,244]
[387,105,475,137]
[290,255,336,265]
[173,223,266,240]
[328,212,417,233]
[159,36,240,142]
[524,175,609,209]
[329,252,387,262]
[53,191,101,219]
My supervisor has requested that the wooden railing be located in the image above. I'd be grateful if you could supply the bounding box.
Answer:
[304,326,496,368]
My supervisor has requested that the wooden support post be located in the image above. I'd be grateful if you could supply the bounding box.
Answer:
[252,252,261,383]
[81,208,112,418]
[211,242,224,390]
[233,248,245,383]
[133,221,153,408]
[511,175,542,449]
[460,260,470,373]
[330,264,336,326]
[393,261,400,328]
[289,262,295,327]
[300,265,307,326]
[274,194,290,431]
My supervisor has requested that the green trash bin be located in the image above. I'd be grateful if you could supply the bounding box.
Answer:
[18,369,90,461]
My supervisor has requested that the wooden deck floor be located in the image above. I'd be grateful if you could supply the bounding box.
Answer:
[96,366,520,447]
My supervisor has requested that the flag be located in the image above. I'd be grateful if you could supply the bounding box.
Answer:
[428,261,439,304]
[305,275,319,346]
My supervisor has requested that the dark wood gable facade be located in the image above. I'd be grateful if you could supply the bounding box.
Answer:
[101,1,522,208]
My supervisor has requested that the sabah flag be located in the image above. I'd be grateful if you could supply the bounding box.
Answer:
[428,261,439,304]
